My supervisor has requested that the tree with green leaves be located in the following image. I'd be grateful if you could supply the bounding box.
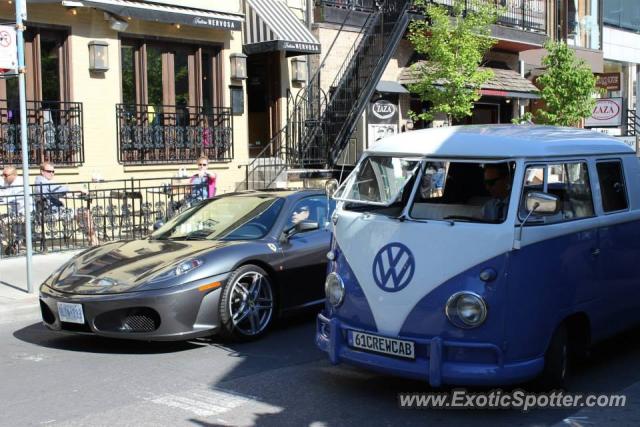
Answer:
[407,0,500,124]
[518,40,600,127]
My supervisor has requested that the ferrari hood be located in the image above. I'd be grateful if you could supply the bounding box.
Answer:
[50,239,235,294]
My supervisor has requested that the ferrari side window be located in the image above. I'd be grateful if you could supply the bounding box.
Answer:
[287,196,332,230]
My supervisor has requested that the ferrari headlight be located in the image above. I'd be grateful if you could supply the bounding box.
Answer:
[445,292,487,328]
[325,272,345,307]
[148,258,204,283]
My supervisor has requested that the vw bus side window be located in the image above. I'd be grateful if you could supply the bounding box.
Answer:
[519,162,594,223]
[335,156,420,209]
[596,161,628,213]
[410,161,515,223]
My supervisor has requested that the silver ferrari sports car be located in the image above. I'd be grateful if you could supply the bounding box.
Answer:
[39,189,335,341]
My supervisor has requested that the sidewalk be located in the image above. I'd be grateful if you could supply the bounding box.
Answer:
[0,251,81,311]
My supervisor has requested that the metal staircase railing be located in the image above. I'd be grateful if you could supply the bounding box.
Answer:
[239,0,411,190]
[628,109,639,136]
[238,5,372,190]
[324,0,411,166]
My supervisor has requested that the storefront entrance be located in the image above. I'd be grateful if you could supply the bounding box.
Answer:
[247,52,281,158]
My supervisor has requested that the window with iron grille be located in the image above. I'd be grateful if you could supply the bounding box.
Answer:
[117,38,233,165]
[0,26,84,168]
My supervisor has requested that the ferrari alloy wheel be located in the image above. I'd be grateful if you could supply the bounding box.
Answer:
[220,264,274,340]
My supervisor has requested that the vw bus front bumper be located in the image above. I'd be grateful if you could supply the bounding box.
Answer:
[316,313,544,387]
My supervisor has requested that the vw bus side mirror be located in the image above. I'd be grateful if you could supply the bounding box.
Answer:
[514,192,559,250]
[325,179,339,198]
[525,191,559,215]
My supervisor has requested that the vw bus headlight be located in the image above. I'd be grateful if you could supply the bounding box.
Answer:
[445,292,487,328]
[325,273,345,307]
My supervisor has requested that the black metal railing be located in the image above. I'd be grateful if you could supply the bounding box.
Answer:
[0,177,201,258]
[628,109,639,137]
[116,104,233,165]
[0,100,84,168]
[240,0,411,190]
[431,0,546,33]
[318,0,377,12]
[239,125,290,191]
[326,0,411,165]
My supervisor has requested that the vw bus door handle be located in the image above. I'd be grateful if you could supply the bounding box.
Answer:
[591,248,601,257]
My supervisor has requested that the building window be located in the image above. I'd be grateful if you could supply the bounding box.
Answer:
[603,0,640,32]
[557,0,601,50]
[117,39,232,165]
[0,27,83,167]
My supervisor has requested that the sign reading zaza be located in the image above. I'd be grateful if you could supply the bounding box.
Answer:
[585,98,622,128]
[0,25,17,71]
[367,98,399,148]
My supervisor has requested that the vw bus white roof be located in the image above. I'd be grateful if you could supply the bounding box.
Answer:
[369,125,635,159]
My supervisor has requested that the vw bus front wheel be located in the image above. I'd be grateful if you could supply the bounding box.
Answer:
[537,324,568,390]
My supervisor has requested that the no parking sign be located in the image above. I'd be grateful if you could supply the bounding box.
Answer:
[0,25,17,72]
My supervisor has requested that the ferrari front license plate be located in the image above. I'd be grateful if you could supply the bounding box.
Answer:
[57,302,85,324]
[348,330,415,360]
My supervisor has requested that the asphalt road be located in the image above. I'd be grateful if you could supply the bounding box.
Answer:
[2,303,640,427]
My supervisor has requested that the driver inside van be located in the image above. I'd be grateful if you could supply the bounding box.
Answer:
[482,164,511,222]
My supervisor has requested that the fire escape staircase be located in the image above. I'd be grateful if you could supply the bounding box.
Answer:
[239,0,412,190]
[628,109,639,137]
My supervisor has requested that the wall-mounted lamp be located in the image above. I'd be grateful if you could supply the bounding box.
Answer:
[291,57,307,83]
[230,53,247,80]
[88,40,109,72]
[108,15,128,31]
[69,7,78,15]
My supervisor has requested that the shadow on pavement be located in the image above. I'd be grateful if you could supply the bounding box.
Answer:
[200,315,640,427]
[12,321,205,354]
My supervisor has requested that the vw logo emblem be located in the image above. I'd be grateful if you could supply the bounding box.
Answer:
[372,242,415,292]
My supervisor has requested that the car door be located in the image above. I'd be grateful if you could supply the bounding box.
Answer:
[276,195,335,311]
[593,159,639,338]
[507,162,600,355]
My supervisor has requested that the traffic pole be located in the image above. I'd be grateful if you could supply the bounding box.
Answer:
[15,0,33,293]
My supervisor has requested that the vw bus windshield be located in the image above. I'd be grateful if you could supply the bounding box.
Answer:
[409,160,516,223]
[334,156,421,206]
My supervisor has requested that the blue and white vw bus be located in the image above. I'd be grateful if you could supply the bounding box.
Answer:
[316,125,640,387]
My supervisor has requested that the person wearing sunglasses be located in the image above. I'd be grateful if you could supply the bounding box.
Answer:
[0,166,25,215]
[290,205,310,226]
[34,162,69,210]
[482,163,511,222]
[33,162,98,246]
[1,166,26,254]
[189,156,217,202]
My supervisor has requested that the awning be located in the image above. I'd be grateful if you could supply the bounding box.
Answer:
[48,0,244,31]
[243,0,320,56]
[399,62,540,99]
[376,80,409,94]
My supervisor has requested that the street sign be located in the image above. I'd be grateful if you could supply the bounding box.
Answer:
[585,98,623,128]
[0,25,17,71]
[595,73,621,91]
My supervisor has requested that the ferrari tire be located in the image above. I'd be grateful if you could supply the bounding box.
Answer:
[219,264,275,341]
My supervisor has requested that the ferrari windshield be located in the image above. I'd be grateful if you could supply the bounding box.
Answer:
[334,156,421,206]
[151,195,284,241]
